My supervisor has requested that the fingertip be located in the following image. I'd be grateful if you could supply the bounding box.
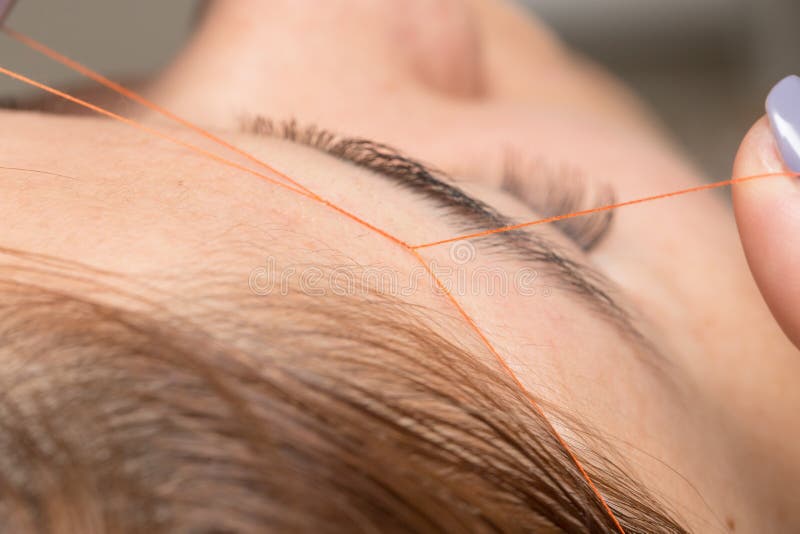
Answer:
[732,117,790,219]
[732,114,800,348]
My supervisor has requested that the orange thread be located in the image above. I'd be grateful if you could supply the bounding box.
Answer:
[2,27,316,197]
[0,65,410,250]
[412,172,796,250]
[0,65,313,199]
[2,28,416,249]
[409,250,625,532]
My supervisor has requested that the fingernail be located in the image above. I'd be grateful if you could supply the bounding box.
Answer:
[767,75,800,173]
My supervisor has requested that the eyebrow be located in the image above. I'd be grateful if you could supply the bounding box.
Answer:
[243,119,658,357]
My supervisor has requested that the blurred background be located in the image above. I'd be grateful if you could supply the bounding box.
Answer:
[1,0,799,179]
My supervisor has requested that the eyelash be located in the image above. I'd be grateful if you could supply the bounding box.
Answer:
[501,156,615,251]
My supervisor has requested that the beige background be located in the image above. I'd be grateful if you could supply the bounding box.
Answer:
[2,0,799,178]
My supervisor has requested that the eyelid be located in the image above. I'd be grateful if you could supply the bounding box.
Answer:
[501,156,616,252]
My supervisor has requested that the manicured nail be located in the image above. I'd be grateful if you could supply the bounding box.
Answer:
[767,75,800,173]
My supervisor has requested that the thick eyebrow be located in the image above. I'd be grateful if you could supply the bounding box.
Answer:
[244,119,657,357]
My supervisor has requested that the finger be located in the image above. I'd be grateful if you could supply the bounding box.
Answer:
[732,76,800,349]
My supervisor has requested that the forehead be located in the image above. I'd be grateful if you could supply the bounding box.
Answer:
[0,111,439,273]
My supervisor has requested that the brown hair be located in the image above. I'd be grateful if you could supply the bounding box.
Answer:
[0,253,687,533]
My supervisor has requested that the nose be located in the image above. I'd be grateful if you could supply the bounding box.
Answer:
[198,0,486,98]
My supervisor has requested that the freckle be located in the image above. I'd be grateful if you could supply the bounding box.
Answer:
[725,517,735,531]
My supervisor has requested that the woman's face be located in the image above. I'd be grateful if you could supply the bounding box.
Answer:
[2,1,797,531]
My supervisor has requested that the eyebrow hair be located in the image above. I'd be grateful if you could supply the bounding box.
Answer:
[243,119,660,360]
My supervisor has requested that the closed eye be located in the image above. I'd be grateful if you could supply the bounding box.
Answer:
[501,156,615,252]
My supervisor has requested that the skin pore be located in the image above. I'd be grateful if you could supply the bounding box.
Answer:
[2,0,799,531]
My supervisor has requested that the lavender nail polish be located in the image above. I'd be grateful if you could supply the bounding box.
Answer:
[767,75,800,173]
